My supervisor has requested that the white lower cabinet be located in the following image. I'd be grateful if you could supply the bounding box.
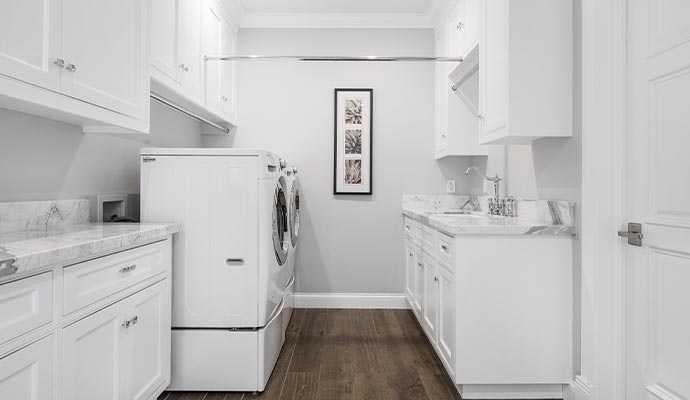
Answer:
[62,280,169,400]
[403,217,573,398]
[421,253,438,339]
[0,238,173,400]
[0,335,54,400]
[404,240,415,304]
[436,263,455,375]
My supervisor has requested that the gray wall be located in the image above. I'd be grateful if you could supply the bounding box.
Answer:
[0,101,203,202]
[205,28,474,294]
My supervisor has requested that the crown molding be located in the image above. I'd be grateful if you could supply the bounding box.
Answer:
[238,12,435,29]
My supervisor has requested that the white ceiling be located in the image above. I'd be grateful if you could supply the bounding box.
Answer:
[238,0,436,14]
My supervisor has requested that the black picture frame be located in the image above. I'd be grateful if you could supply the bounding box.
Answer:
[333,88,373,195]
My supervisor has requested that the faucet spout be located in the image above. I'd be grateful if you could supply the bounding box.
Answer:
[465,166,503,215]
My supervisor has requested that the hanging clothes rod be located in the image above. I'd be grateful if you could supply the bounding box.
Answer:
[150,93,231,134]
[204,55,463,62]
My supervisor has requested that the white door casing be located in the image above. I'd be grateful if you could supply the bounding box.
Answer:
[625,0,690,399]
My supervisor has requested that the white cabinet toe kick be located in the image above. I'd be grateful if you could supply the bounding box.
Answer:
[403,216,573,399]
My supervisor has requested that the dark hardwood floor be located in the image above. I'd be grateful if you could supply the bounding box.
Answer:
[159,308,461,400]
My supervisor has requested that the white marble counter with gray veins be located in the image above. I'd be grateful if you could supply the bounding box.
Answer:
[402,195,576,236]
[0,200,180,281]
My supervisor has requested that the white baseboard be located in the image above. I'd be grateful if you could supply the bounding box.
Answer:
[292,292,408,309]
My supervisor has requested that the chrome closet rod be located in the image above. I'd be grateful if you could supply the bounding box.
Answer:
[150,93,230,134]
[205,55,464,62]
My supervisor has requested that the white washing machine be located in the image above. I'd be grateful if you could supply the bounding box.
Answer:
[140,148,292,392]
[283,164,301,331]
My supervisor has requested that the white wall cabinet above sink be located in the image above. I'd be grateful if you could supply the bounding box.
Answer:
[478,0,573,145]
[151,0,238,133]
[0,0,150,133]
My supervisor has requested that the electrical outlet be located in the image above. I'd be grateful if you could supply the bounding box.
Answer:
[446,180,456,193]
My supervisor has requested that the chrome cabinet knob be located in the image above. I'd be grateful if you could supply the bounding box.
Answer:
[179,63,186,70]
[66,63,77,72]
[54,58,65,68]
[132,316,138,325]
[457,21,464,31]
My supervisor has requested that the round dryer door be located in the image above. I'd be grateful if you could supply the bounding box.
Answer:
[289,182,300,247]
[273,179,289,265]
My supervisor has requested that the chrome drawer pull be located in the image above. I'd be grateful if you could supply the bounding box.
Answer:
[119,264,137,273]
[441,244,448,252]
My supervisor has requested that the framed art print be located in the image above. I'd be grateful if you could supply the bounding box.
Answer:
[334,88,373,195]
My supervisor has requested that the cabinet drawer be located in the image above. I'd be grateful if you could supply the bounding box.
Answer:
[63,241,168,315]
[421,225,435,255]
[0,272,53,347]
[436,232,455,267]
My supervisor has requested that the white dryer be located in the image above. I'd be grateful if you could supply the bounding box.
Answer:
[283,164,301,331]
[140,148,292,392]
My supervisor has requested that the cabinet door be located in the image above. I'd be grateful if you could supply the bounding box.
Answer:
[220,24,237,119]
[60,0,148,120]
[0,336,53,400]
[464,0,480,50]
[413,250,424,317]
[151,0,179,82]
[203,0,224,115]
[479,0,508,138]
[435,25,450,154]
[178,0,204,103]
[449,0,467,58]
[437,264,455,376]
[62,300,126,400]
[126,281,170,400]
[0,0,61,91]
[422,256,438,341]
[404,241,415,303]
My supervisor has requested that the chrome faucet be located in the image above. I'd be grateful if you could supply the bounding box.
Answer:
[465,166,505,216]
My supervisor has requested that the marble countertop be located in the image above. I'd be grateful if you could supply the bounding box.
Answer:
[403,195,576,236]
[0,222,181,281]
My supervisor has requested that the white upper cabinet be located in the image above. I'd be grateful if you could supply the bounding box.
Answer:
[435,0,488,158]
[478,0,573,144]
[0,0,150,133]
[150,0,179,83]
[178,0,204,103]
[61,0,148,120]
[151,0,238,130]
[0,0,61,92]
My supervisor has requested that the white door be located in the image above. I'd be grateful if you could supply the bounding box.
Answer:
[422,254,438,341]
[437,263,455,374]
[625,0,690,399]
[178,0,204,103]
[60,0,148,119]
[203,0,224,115]
[405,241,415,303]
[126,281,170,400]
[479,0,508,139]
[0,336,54,399]
[150,0,179,82]
[0,0,61,91]
[141,155,259,328]
[62,301,126,400]
[220,24,237,119]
